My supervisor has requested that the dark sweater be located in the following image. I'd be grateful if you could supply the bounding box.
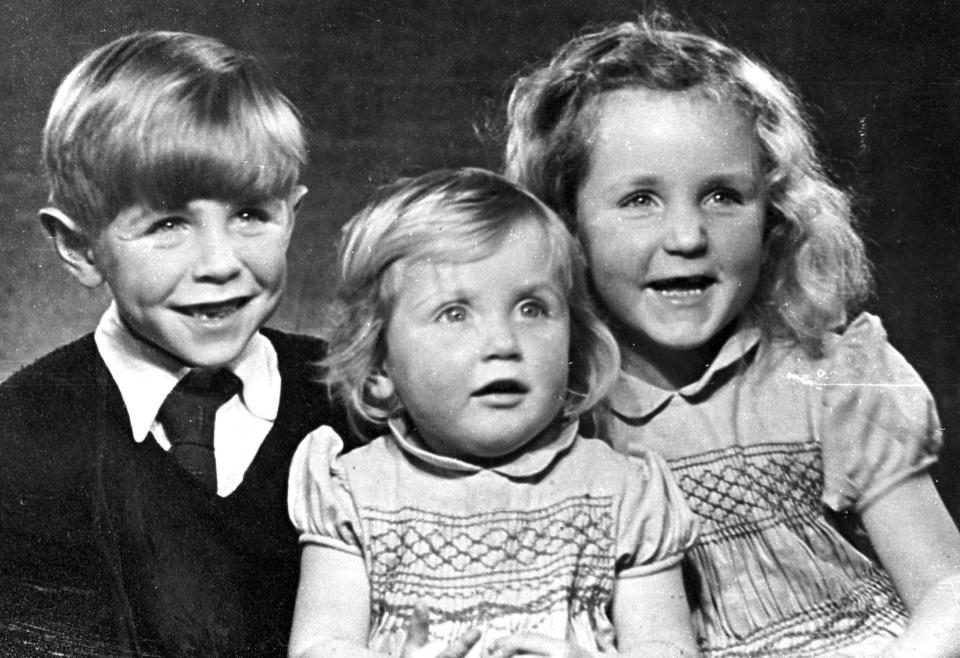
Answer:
[0,329,356,657]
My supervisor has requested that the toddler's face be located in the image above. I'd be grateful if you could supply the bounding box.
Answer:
[90,190,302,367]
[575,88,765,382]
[383,219,570,462]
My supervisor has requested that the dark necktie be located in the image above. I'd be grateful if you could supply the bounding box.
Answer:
[157,368,242,492]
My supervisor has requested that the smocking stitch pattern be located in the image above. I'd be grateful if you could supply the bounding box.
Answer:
[699,572,906,658]
[362,495,615,627]
[671,442,822,544]
[671,442,905,657]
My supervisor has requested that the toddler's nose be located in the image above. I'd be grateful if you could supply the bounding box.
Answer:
[482,317,521,360]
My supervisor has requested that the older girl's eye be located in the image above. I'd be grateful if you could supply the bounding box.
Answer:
[619,191,657,208]
[437,306,467,323]
[704,188,744,206]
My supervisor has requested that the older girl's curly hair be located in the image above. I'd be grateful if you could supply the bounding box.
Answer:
[505,15,871,356]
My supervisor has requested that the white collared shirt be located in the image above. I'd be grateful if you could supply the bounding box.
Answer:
[94,302,281,496]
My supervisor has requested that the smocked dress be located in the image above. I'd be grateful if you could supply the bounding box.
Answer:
[288,419,697,656]
[595,313,942,657]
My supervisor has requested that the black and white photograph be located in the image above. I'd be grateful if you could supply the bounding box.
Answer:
[0,1,958,655]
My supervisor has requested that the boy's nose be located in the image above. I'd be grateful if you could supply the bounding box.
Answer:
[662,205,708,255]
[193,227,244,281]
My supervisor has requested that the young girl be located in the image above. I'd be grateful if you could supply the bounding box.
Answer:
[504,17,960,658]
[286,168,699,657]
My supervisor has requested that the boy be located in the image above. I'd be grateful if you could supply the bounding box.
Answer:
[0,31,356,656]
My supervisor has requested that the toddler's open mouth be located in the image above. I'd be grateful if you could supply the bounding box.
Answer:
[472,379,529,397]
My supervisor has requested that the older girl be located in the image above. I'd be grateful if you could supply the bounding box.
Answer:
[505,17,960,657]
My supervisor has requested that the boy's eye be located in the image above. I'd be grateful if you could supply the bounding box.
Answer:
[437,306,467,323]
[236,207,271,223]
[147,216,186,234]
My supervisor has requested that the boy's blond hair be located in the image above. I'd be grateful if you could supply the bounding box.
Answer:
[43,30,305,233]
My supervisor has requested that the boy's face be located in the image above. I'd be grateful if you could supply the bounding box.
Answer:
[89,190,303,367]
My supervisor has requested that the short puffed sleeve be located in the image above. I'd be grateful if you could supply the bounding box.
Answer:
[615,448,699,578]
[819,313,942,512]
[287,425,364,555]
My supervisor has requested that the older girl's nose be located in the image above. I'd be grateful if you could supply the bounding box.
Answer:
[662,205,708,255]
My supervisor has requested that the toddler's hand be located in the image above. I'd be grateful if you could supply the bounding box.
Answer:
[486,633,593,658]
[401,603,481,658]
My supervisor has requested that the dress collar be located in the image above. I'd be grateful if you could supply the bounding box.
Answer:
[607,317,762,419]
[387,416,579,479]
[94,301,281,441]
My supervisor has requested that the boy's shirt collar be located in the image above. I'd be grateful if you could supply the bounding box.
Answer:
[94,301,281,442]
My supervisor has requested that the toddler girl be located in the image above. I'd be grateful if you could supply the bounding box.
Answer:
[286,168,698,657]
[505,17,960,657]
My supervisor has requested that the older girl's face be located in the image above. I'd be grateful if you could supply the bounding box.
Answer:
[575,87,765,387]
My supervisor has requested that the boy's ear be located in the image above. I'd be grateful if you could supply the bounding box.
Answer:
[38,207,105,289]
[291,185,308,214]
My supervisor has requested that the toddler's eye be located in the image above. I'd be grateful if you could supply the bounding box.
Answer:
[518,300,547,318]
[437,306,467,323]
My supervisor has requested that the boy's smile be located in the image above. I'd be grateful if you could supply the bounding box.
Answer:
[382,219,570,463]
[172,297,251,322]
[88,192,302,367]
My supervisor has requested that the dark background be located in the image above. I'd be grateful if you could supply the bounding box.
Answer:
[1,0,958,518]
